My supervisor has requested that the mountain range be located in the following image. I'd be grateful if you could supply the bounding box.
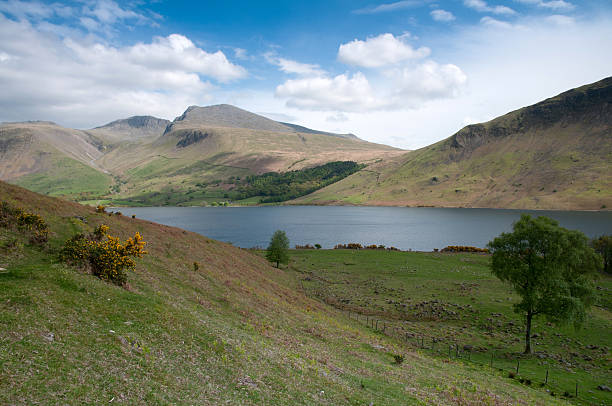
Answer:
[0,77,610,210]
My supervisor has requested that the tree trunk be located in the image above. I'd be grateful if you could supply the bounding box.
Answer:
[276,260,279,268]
[524,311,533,354]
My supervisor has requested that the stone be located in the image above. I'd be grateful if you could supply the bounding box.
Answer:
[597,385,610,392]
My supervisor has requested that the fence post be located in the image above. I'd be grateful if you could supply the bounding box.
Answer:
[456,345,459,358]
[545,369,548,385]
[375,320,378,330]
[516,359,520,374]
[432,339,436,352]
[575,382,578,398]
[405,332,409,342]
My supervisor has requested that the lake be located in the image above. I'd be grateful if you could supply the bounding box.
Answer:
[113,206,612,251]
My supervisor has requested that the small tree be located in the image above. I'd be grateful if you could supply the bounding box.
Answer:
[487,215,600,354]
[266,230,289,268]
[592,235,612,274]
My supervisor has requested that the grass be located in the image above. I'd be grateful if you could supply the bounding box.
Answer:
[14,155,112,199]
[282,248,612,406]
[0,181,566,405]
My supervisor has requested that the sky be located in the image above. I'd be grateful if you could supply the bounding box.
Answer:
[0,0,611,149]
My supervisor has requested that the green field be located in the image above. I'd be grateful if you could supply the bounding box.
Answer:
[282,248,612,405]
[0,181,570,405]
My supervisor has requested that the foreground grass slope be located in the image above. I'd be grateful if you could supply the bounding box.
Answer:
[295,76,612,210]
[285,249,612,405]
[1,182,562,405]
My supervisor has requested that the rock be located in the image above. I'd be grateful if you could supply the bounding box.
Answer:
[237,376,257,389]
[531,333,540,338]
[597,385,610,392]
[43,332,54,342]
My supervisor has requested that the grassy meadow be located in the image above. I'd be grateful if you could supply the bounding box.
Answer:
[282,248,612,405]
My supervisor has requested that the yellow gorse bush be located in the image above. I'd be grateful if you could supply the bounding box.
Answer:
[60,225,147,285]
[0,201,49,244]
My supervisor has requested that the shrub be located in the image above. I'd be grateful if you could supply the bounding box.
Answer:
[441,245,489,253]
[193,261,200,272]
[0,201,48,245]
[315,244,322,249]
[60,225,147,285]
[393,354,404,365]
[96,205,106,213]
[508,372,516,379]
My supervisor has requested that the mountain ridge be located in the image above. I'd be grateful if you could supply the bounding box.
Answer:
[293,76,612,210]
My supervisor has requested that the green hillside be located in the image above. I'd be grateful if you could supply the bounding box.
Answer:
[294,77,612,210]
[0,181,568,405]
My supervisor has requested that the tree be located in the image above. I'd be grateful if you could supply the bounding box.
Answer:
[487,215,600,354]
[592,235,612,274]
[266,230,290,268]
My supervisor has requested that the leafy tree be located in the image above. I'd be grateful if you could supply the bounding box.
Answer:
[592,235,612,274]
[487,215,600,354]
[266,230,290,268]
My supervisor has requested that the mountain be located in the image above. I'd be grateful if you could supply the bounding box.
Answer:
[0,105,402,204]
[91,115,170,141]
[294,77,612,210]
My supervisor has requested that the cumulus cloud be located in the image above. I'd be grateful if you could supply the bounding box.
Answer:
[265,53,325,76]
[338,33,430,68]
[352,0,428,14]
[275,73,383,111]
[515,0,575,11]
[274,61,467,112]
[431,9,456,22]
[480,16,515,28]
[0,15,247,126]
[464,0,516,15]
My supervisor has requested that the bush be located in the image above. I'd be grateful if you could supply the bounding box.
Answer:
[441,245,489,253]
[393,354,404,365]
[0,201,48,245]
[60,225,147,285]
[96,205,106,213]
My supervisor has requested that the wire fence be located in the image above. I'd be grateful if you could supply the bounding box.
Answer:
[344,310,588,401]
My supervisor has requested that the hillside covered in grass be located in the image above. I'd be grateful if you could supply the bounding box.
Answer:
[0,181,567,405]
[294,76,612,210]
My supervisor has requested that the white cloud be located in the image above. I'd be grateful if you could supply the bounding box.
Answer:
[431,9,456,22]
[338,33,430,68]
[0,15,247,127]
[274,60,467,112]
[0,0,58,20]
[480,16,515,28]
[265,53,325,76]
[82,0,148,25]
[464,0,517,15]
[545,14,575,25]
[515,0,575,11]
[275,73,384,111]
[234,47,248,60]
[387,61,467,102]
[352,0,427,14]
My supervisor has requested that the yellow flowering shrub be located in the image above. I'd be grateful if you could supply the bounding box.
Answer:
[60,225,147,285]
[0,201,49,244]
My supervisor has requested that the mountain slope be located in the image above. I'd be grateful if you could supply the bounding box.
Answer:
[0,106,401,204]
[0,181,562,405]
[90,115,170,142]
[295,77,612,210]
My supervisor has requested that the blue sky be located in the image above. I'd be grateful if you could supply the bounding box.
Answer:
[0,0,611,148]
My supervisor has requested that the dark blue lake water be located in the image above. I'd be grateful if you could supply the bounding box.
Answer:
[115,206,612,251]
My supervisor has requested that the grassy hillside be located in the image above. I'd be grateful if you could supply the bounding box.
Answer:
[294,77,612,210]
[0,181,565,405]
[285,248,612,405]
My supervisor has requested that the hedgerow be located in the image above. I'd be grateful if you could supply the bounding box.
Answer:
[60,224,147,285]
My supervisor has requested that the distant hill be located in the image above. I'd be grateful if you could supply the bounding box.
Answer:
[295,76,612,210]
[0,105,402,204]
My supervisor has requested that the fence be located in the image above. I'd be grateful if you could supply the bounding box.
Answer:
[344,310,587,402]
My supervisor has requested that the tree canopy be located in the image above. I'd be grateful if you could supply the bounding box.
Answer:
[266,230,290,268]
[487,214,600,354]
